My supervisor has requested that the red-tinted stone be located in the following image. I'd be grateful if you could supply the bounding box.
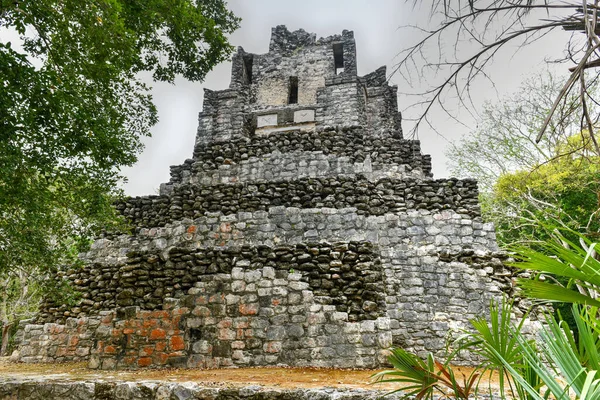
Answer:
[220,223,232,233]
[239,303,259,315]
[234,320,249,329]
[123,356,136,366]
[218,328,236,340]
[150,328,166,340]
[143,319,158,328]
[68,336,79,347]
[138,357,152,367]
[170,335,185,351]
[217,319,232,328]
[172,307,189,316]
[151,310,169,319]
[155,341,167,352]
[140,345,154,357]
[264,341,282,353]
[52,325,65,334]
[55,346,68,357]
[156,352,169,364]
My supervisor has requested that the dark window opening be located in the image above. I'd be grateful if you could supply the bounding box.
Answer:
[333,42,344,75]
[243,55,253,84]
[288,76,298,104]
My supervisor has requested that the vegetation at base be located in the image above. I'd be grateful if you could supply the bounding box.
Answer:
[448,70,600,336]
[372,348,479,399]
[0,0,239,355]
[374,229,600,399]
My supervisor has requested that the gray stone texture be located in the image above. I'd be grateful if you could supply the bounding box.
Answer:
[12,25,541,370]
[0,379,412,400]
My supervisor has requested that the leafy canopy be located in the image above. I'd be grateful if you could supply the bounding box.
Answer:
[447,72,595,193]
[489,135,600,245]
[0,1,239,278]
[447,72,600,246]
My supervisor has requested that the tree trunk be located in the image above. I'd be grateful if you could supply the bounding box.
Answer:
[0,276,8,357]
[0,322,11,356]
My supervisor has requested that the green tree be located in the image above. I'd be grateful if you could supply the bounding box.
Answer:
[0,0,239,344]
[447,72,594,192]
[447,73,600,245]
[490,139,600,245]
[0,269,43,355]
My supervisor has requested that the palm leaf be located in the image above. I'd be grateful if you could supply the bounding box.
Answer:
[518,279,600,307]
[510,245,599,284]
[372,348,438,399]
[456,298,533,398]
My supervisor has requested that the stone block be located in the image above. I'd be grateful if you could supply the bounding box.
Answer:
[293,109,315,123]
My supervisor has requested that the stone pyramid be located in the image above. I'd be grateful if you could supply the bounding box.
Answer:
[14,26,514,370]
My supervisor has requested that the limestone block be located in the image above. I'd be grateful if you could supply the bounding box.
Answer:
[257,114,278,127]
[294,109,315,123]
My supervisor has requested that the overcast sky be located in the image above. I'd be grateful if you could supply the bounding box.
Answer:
[122,0,570,196]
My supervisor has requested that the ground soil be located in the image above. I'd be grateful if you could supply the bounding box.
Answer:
[0,357,503,393]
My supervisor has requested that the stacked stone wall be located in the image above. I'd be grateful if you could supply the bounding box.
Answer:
[10,25,535,372]
[12,203,522,368]
[20,243,392,370]
[252,44,330,107]
[40,242,384,324]
[316,80,366,127]
[365,85,400,137]
[195,88,250,145]
[123,176,479,229]
[168,151,423,192]
[184,127,431,191]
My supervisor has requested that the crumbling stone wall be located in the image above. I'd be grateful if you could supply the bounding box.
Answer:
[118,177,480,229]
[248,27,357,107]
[185,127,431,195]
[14,205,512,367]
[12,25,535,370]
[19,241,392,369]
[316,77,366,128]
[195,88,251,145]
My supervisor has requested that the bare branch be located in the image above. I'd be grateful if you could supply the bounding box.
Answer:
[399,0,600,147]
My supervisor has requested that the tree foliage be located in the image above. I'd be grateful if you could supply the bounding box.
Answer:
[0,1,239,289]
[447,72,591,192]
[448,72,600,245]
[491,138,600,244]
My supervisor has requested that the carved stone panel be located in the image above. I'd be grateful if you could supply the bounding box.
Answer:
[257,114,278,127]
[294,109,315,123]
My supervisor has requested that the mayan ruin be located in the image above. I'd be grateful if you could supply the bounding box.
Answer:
[11,26,519,372]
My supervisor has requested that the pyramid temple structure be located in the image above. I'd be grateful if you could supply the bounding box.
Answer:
[13,26,519,370]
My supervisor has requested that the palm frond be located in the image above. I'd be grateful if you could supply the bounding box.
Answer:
[518,279,600,307]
